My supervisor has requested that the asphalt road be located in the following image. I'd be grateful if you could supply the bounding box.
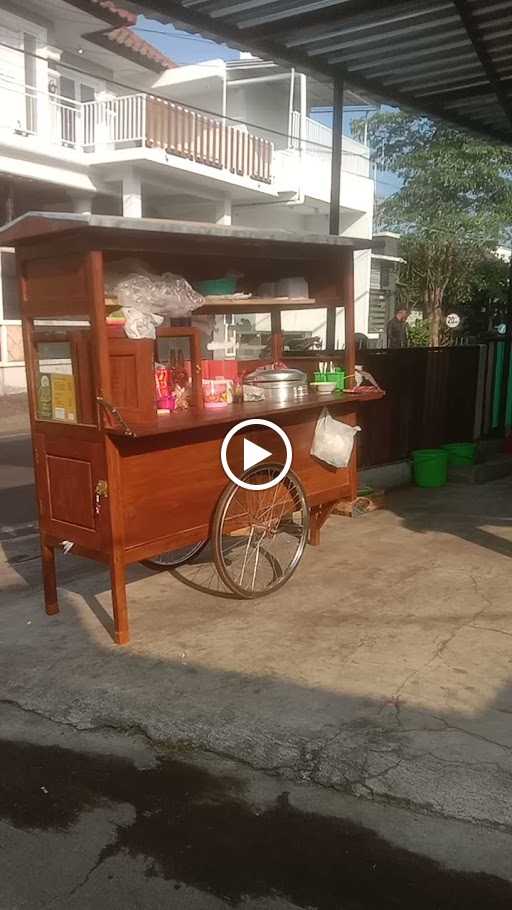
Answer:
[2,704,512,910]
[0,433,36,530]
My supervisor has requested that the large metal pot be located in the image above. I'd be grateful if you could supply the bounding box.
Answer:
[244,366,308,402]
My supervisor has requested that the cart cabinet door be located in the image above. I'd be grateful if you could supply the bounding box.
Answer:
[34,433,109,550]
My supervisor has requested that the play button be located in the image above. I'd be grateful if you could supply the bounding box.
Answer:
[243,438,272,471]
[220,418,293,491]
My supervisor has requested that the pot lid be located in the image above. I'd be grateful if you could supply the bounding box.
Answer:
[245,366,307,383]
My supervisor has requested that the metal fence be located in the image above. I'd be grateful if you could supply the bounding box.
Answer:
[356,346,484,468]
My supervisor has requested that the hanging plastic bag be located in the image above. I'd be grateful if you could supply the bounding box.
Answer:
[311,408,361,468]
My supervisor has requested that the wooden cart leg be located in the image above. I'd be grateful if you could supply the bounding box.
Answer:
[309,503,336,547]
[41,540,59,615]
[110,556,129,645]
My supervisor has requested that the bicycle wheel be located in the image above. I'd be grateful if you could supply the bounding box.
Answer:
[142,540,206,570]
[211,463,309,599]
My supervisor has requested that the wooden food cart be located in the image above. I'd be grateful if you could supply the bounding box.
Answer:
[1,214,382,644]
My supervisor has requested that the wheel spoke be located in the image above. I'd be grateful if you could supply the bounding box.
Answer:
[250,541,262,591]
[238,526,255,586]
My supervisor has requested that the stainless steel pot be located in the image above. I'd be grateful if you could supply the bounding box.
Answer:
[244,366,308,403]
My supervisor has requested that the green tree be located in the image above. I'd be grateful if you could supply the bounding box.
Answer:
[455,253,510,337]
[354,112,512,344]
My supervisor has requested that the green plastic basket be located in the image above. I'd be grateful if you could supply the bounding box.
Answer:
[197,277,237,296]
[412,449,448,488]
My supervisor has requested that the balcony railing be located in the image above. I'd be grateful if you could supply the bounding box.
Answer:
[0,79,273,185]
[143,96,272,183]
[290,111,375,179]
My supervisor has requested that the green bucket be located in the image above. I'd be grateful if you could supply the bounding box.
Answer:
[412,449,448,488]
[442,442,477,466]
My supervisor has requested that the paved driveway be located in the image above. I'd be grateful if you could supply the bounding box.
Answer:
[1,478,512,832]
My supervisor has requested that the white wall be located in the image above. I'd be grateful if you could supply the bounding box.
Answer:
[227,81,290,148]
[155,77,223,117]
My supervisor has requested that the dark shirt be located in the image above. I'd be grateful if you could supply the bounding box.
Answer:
[387,316,408,349]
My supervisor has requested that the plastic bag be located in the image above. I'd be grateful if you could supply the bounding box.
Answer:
[123,308,164,339]
[105,259,205,318]
[311,408,360,468]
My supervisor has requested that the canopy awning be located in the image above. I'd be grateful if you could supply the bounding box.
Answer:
[136,0,512,145]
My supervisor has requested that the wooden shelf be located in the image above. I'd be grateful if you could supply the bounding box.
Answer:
[196,297,342,315]
[106,388,384,439]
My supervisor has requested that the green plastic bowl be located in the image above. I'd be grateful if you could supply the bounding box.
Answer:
[197,277,237,296]
[442,442,477,466]
[412,449,448,488]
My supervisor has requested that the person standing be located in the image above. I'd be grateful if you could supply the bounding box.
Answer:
[386,307,409,348]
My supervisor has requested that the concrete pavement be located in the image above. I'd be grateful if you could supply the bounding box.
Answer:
[2,701,512,909]
[2,478,512,842]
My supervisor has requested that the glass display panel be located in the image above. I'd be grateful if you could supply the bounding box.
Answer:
[35,339,77,423]
[192,313,272,361]
[281,308,327,353]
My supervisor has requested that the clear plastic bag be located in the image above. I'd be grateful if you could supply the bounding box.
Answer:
[311,408,360,468]
[123,308,164,340]
[105,259,205,318]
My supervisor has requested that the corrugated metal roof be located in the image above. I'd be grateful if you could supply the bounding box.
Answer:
[136,0,512,144]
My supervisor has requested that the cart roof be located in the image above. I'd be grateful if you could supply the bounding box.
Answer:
[0,212,373,253]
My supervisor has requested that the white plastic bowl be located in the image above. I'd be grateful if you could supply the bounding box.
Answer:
[310,381,337,394]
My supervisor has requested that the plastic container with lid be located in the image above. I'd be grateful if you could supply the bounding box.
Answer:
[202,378,231,409]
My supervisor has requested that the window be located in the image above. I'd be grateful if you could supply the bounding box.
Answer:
[370,263,381,289]
[381,264,392,289]
[371,261,393,291]
[0,250,21,320]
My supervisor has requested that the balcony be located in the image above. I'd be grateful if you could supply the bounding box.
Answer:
[0,78,273,185]
[290,111,376,180]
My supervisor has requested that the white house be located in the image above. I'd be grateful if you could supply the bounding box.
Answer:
[0,0,375,392]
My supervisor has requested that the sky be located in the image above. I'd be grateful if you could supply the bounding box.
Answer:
[133,16,401,197]
[134,17,241,66]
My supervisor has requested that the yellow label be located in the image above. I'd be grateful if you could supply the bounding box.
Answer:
[51,374,77,423]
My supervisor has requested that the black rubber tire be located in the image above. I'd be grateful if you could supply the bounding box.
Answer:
[142,540,206,570]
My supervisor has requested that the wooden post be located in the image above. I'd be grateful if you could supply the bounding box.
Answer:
[18,260,61,616]
[105,436,129,645]
[110,555,129,645]
[190,328,204,410]
[343,248,356,388]
[329,79,344,236]
[41,540,59,615]
[86,250,112,427]
[271,308,283,362]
